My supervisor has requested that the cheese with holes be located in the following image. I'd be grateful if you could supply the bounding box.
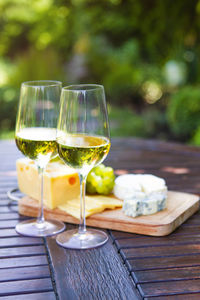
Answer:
[16,158,80,209]
[113,174,167,217]
[16,158,123,217]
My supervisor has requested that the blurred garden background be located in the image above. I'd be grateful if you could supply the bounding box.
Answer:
[1,0,200,144]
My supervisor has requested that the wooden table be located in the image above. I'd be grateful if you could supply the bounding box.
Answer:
[1,138,200,299]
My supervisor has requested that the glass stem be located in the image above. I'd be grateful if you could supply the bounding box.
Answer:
[78,173,87,234]
[37,166,45,227]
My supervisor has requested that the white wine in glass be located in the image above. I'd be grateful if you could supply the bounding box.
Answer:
[56,84,110,249]
[15,80,65,237]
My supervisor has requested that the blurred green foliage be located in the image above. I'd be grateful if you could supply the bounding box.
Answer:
[1,0,200,144]
[109,106,168,140]
[167,86,200,141]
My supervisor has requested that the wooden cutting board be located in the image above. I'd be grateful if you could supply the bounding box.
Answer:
[18,191,199,236]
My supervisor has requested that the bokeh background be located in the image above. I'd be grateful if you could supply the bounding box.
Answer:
[1,0,200,144]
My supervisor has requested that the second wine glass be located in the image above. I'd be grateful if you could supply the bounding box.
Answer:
[56,84,110,249]
[15,80,65,237]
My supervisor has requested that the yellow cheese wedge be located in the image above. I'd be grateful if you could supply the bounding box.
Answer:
[94,195,123,209]
[16,158,122,218]
[16,158,80,209]
[58,195,122,219]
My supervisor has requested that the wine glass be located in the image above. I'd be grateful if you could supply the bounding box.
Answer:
[15,80,66,237]
[56,84,110,249]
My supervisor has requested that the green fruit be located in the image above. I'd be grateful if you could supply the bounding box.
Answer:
[94,164,105,176]
[86,181,96,194]
[86,164,115,195]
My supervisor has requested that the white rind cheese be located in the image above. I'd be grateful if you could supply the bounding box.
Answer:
[113,174,167,217]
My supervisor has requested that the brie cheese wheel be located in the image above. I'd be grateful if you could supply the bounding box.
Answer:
[113,174,167,217]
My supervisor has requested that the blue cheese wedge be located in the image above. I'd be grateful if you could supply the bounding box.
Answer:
[113,174,167,217]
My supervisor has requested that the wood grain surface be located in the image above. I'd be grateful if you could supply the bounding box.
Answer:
[46,232,142,300]
[3,138,200,299]
[0,141,56,299]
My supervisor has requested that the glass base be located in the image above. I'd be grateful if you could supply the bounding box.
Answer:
[56,228,108,250]
[15,219,66,237]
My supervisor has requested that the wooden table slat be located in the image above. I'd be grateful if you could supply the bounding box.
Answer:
[0,255,48,269]
[126,254,200,272]
[109,230,143,240]
[0,245,46,258]
[0,237,43,248]
[145,294,200,300]
[0,278,53,296]
[0,197,18,210]
[0,213,23,220]
[110,222,200,241]
[46,236,142,300]
[0,228,22,237]
[0,220,23,229]
[138,279,200,298]
[120,243,200,260]
[0,206,20,213]
[0,177,17,181]
[0,265,51,282]
[115,235,200,250]
[0,185,17,191]
[0,195,12,200]
[0,291,56,300]
[132,266,200,284]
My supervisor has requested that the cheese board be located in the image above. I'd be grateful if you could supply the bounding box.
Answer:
[18,191,199,236]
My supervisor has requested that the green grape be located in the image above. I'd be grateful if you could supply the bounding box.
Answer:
[103,176,113,186]
[95,164,106,176]
[104,167,114,177]
[96,181,105,194]
[86,164,115,195]
[86,181,96,194]
[92,174,102,187]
